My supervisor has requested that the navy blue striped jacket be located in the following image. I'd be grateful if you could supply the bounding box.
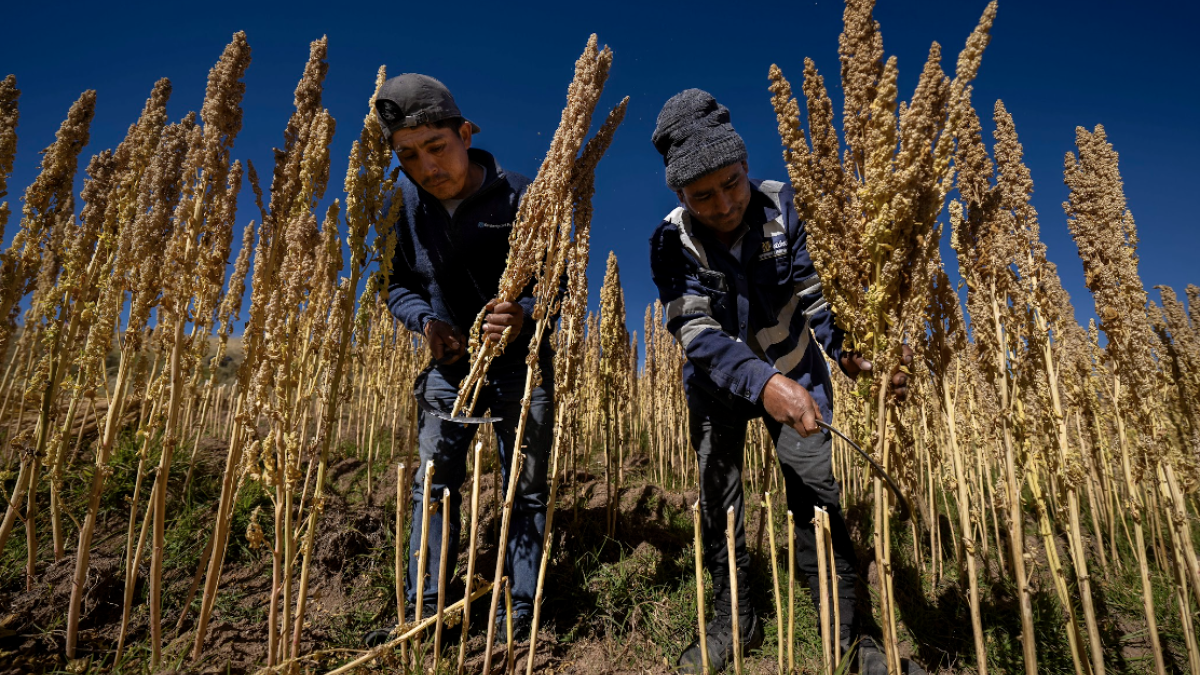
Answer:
[648,179,846,422]
[385,148,545,370]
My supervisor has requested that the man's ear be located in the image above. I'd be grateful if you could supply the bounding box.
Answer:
[459,121,473,149]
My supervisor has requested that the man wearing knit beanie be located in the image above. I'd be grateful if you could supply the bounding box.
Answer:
[648,89,919,675]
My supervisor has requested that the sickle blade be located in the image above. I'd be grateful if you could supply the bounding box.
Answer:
[816,420,911,522]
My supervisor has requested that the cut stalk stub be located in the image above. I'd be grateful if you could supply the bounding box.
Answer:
[816,420,910,522]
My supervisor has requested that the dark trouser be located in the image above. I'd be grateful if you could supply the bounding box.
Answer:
[691,409,857,643]
[406,361,553,619]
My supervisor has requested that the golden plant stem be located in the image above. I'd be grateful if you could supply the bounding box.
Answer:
[526,411,567,675]
[118,450,154,662]
[434,487,451,671]
[48,389,85,561]
[787,510,795,674]
[192,395,245,659]
[415,458,435,650]
[814,506,833,675]
[693,500,710,675]
[288,282,362,659]
[765,493,784,674]
[481,449,526,675]
[727,506,742,675]
[1162,463,1200,609]
[1111,374,1167,675]
[505,578,515,674]
[396,462,406,636]
[1036,310,1104,675]
[459,443,483,674]
[0,451,32,574]
[181,377,216,497]
[65,352,134,658]
[1169,529,1200,675]
[148,306,190,667]
[173,527,217,638]
[942,363,986,675]
[828,516,840,666]
[0,343,30,456]
[1156,463,1200,675]
[871,384,901,675]
[1027,464,1090,675]
[483,316,550,674]
[115,387,162,663]
[989,288,1037,675]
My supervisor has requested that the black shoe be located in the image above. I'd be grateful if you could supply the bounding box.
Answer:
[676,611,763,674]
[363,603,438,648]
[494,613,534,645]
[855,636,904,675]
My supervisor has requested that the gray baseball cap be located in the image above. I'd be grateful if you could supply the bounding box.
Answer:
[374,73,481,141]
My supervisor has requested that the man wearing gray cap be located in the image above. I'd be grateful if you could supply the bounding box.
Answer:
[366,73,554,646]
[648,89,918,675]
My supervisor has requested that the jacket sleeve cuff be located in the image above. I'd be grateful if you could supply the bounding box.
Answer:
[744,359,780,405]
[517,296,538,335]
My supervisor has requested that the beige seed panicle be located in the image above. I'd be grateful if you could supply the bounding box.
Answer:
[1157,285,1200,420]
[1064,124,1159,468]
[1186,285,1200,330]
[267,36,328,231]
[0,89,96,341]
[0,74,19,239]
[219,219,256,338]
[347,65,401,322]
[554,98,628,398]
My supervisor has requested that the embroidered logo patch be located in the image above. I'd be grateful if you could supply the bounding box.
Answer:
[757,237,787,261]
[478,221,512,229]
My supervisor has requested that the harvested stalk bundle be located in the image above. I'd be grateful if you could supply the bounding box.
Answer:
[470,36,622,675]
[451,35,614,417]
[526,96,628,675]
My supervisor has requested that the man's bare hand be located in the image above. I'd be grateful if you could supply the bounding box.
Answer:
[762,374,820,437]
[482,300,524,343]
[425,319,466,364]
[838,344,914,401]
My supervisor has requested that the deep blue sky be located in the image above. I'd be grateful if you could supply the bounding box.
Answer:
[3,0,1197,342]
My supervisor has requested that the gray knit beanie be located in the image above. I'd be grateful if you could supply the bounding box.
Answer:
[651,89,747,190]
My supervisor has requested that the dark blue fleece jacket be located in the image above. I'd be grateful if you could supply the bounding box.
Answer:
[385,148,546,370]
[649,179,846,422]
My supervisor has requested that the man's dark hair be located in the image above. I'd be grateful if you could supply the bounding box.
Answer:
[431,116,467,133]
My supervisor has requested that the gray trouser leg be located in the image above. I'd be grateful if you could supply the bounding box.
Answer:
[764,420,858,644]
[407,362,553,618]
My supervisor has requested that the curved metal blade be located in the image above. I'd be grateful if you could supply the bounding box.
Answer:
[816,420,911,522]
[413,365,503,425]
